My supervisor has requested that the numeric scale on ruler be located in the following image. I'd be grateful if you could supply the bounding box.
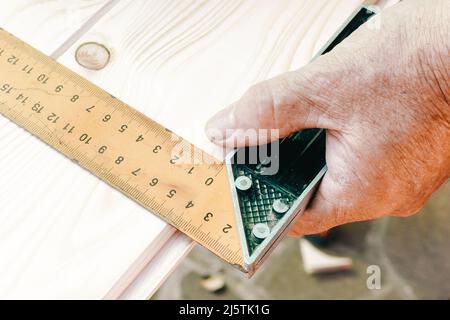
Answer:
[0,6,375,275]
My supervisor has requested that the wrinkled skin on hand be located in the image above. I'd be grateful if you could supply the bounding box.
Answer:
[206,0,450,235]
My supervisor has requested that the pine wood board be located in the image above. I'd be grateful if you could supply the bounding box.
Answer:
[57,0,367,297]
[60,0,366,160]
[0,0,383,299]
[0,0,189,299]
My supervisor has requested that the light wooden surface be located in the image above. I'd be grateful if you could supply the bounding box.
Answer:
[61,0,366,160]
[0,0,370,299]
[0,0,106,55]
[0,0,188,299]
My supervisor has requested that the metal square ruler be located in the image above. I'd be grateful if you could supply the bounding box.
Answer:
[0,6,375,275]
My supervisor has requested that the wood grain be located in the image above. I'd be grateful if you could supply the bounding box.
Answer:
[0,0,371,298]
[60,0,366,160]
[59,0,366,296]
[0,1,107,55]
[0,0,181,299]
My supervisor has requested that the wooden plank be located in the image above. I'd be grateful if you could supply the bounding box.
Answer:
[0,0,373,299]
[0,1,108,55]
[60,0,366,161]
[0,0,182,299]
[57,0,366,297]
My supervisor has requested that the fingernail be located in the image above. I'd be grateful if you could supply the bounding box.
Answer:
[205,108,235,142]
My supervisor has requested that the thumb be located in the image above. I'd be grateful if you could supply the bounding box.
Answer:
[205,54,349,148]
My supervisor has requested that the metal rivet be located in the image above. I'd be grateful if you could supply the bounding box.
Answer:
[75,42,111,70]
[234,176,252,192]
[252,223,270,243]
[272,199,290,215]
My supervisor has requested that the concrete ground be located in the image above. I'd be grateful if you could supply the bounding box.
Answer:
[154,181,450,300]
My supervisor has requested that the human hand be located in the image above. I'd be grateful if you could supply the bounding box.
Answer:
[205,0,450,235]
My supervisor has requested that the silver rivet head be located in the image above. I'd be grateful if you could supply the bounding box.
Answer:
[75,42,111,70]
[235,176,252,192]
[252,223,270,242]
[272,199,290,214]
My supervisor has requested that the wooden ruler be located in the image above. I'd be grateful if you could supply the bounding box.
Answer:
[0,29,243,268]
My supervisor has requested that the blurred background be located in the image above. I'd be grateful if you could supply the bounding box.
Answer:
[155,181,450,299]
